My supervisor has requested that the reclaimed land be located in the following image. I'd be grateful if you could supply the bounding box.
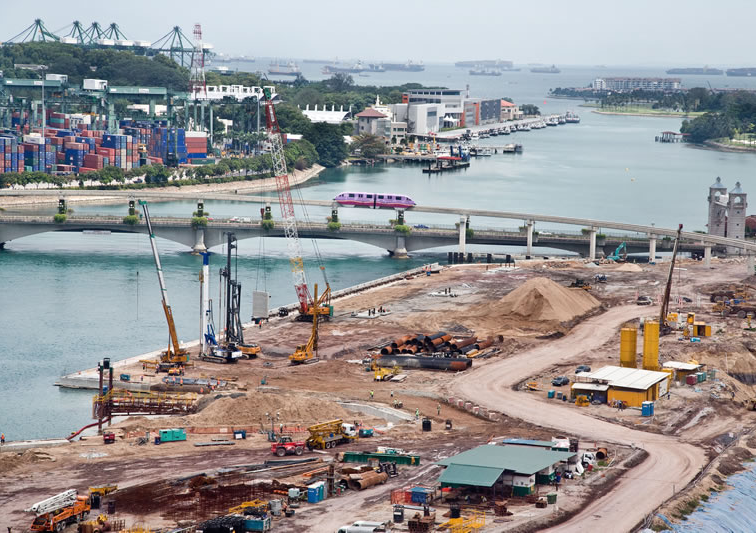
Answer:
[2,257,756,531]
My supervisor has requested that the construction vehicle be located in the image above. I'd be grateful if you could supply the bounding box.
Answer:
[261,87,332,363]
[219,233,261,358]
[26,490,91,532]
[594,274,607,283]
[138,201,189,370]
[710,287,750,302]
[713,301,756,319]
[289,283,329,364]
[229,499,269,515]
[306,419,358,450]
[88,485,117,497]
[569,278,591,290]
[102,431,116,444]
[575,395,590,407]
[606,242,627,262]
[270,435,306,457]
[374,365,400,382]
[659,224,683,335]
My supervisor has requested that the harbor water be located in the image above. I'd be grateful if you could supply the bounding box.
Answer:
[2,67,756,440]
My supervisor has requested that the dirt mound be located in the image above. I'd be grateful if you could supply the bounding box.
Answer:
[189,391,354,427]
[613,263,643,273]
[473,277,600,323]
[0,450,54,474]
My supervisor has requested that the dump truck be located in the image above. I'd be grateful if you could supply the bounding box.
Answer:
[270,435,306,457]
[714,302,756,318]
[306,419,358,450]
[26,490,91,532]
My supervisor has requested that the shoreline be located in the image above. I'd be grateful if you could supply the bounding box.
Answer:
[54,261,442,395]
[703,140,756,154]
[591,109,696,119]
[0,164,327,208]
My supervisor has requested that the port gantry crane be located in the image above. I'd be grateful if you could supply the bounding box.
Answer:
[261,87,331,364]
[139,200,189,369]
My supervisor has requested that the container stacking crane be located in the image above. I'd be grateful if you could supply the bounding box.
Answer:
[660,224,683,335]
[261,87,331,363]
[139,200,189,368]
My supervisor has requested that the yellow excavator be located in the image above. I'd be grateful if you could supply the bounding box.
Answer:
[289,284,331,364]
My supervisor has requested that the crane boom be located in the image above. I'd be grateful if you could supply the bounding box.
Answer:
[263,93,311,313]
[139,200,188,364]
[660,224,683,329]
[25,490,77,515]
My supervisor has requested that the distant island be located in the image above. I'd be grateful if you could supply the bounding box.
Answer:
[666,67,723,75]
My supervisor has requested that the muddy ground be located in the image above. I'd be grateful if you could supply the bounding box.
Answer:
[3,257,756,532]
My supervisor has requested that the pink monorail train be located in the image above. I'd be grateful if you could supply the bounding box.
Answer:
[333,192,416,209]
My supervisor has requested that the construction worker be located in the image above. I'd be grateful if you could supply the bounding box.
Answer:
[369,390,374,400]
[437,404,441,416]
[1,433,4,444]
[415,408,420,420]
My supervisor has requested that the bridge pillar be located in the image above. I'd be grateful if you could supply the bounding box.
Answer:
[704,245,712,267]
[748,254,755,275]
[149,99,156,118]
[588,227,597,261]
[525,221,534,257]
[648,234,657,263]
[458,216,467,255]
[392,235,408,259]
[192,228,207,254]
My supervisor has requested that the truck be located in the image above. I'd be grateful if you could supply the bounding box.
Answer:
[336,521,391,533]
[306,419,358,450]
[271,435,306,457]
[26,490,91,532]
[82,79,107,91]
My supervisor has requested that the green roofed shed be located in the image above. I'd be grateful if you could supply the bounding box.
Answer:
[436,445,577,489]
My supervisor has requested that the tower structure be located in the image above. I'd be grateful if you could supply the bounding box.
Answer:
[189,24,207,101]
[707,177,728,237]
[728,181,748,245]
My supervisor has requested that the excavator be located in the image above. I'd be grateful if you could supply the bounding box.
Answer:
[261,87,332,364]
[138,201,189,370]
[606,242,627,262]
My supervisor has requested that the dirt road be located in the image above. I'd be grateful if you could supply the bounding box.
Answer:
[455,306,708,533]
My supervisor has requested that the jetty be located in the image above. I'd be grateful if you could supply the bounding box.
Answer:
[422,156,470,174]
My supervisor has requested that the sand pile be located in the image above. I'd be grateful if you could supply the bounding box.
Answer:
[189,391,354,426]
[613,263,643,273]
[0,450,54,474]
[474,277,600,323]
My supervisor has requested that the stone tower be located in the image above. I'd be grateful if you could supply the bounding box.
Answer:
[728,181,748,243]
[707,177,728,237]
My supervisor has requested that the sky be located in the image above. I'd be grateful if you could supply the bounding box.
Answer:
[1,0,754,66]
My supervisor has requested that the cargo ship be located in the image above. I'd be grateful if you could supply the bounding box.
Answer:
[456,59,513,69]
[268,61,301,76]
[530,65,560,74]
[666,67,723,75]
[469,68,502,76]
[382,60,424,72]
[727,68,756,77]
[322,62,365,74]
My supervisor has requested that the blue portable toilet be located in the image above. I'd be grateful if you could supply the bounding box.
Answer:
[641,401,654,417]
[307,484,319,503]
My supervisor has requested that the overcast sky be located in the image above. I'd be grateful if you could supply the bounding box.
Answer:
[1,0,753,66]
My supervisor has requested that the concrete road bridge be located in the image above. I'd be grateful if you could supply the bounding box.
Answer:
[1,189,755,266]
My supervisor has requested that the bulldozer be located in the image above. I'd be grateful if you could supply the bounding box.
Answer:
[569,279,592,291]
[575,395,590,407]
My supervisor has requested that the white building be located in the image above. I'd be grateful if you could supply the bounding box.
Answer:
[301,104,351,124]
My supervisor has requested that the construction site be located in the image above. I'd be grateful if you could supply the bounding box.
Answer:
[5,89,756,533]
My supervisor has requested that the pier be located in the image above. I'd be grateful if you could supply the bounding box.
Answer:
[421,156,470,174]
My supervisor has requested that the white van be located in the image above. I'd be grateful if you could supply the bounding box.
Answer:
[336,521,390,533]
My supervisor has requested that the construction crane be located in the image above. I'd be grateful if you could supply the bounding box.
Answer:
[139,201,189,368]
[659,224,683,335]
[261,87,331,363]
